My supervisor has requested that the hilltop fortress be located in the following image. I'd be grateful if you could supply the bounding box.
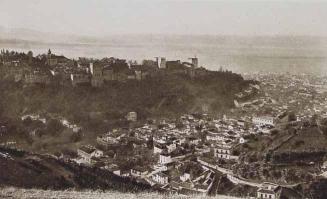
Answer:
[0,49,212,87]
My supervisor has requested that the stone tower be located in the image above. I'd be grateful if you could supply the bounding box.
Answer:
[160,57,167,69]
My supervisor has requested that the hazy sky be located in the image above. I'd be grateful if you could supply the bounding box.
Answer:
[0,0,327,36]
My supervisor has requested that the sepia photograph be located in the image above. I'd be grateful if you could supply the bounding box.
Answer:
[0,0,327,198]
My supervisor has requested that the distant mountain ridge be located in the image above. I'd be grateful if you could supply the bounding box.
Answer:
[0,26,99,44]
[2,26,327,46]
[1,26,327,73]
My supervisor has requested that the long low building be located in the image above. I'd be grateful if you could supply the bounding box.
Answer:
[252,116,275,126]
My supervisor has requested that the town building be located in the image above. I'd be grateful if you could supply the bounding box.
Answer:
[77,145,103,164]
[90,63,104,87]
[142,59,157,68]
[187,136,201,145]
[322,160,327,171]
[24,72,50,84]
[46,49,69,66]
[256,182,279,199]
[130,166,149,177]
[159,152,172,165]
[167,142,177,153]
[154,143,166,154]
[206,131,226,142]
[189,57,198,68]
[180,172,191,182]
[214,143,232,160]
[160,57,167,69]
[102,67,114,81]
[152,172,169,184]
[130,64,156,79]
[0,125,7,136]
[252,116,275,126]
[126,112,137,122]
[97,134,119,148]
[70,73,90,86]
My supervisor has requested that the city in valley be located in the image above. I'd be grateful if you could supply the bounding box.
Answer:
[1,49,327,199]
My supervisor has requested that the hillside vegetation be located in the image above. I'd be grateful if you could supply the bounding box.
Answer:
[0,72,248,121]
[0,146,153,192]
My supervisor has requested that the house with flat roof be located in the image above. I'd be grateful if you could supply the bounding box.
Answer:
[213,142,237,160]
[257,182,302,199]
[77,145,103,164]
[152,171,169,185]
[252,116,275,127]
[257,182,279,199]
[130,166,149,177]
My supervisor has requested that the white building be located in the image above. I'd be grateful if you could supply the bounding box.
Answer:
[188,136,201,145]
[189,57,198,68]
[214,147,231,159]
[322,161,327,171]
[130,167,149,177]
[154,144,166,154]
[97,134,119,146]
[206,131,226,142]
[153,141,176,154]
[126,112,137,122]
[214,143,235,160]
[180,172,191,182]
[252,116,275,126]
[159,153,172,165]
[152,172,169,184]
[77,145,103,164]
[237,120,246,127]
[257,182,279,199]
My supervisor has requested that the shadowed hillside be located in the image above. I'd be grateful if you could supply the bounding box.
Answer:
[0,71,251,131]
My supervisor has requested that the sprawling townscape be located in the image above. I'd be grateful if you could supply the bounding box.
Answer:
[1,0,327,198]
[1,49,327,198]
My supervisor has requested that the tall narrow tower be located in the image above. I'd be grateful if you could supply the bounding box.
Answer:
[160,57,166,69]
[89,63,94,74]
[188,57,198,68]
[27,51,33,65]
[155,57,160,68]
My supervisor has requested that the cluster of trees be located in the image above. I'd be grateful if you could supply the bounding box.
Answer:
[23,118,65,137]
[272,151,327,164]
[0,49,30,61]
[308,179,327,199]
[0,49,47,67]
